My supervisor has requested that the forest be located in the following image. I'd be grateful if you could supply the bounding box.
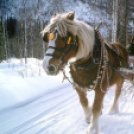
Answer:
[0,0,134,63]
[0,1,134,133]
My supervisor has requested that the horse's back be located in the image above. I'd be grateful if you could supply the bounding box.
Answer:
[114,43,128,57]
[110,43,128,67]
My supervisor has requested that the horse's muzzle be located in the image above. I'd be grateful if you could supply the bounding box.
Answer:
[48,64,57,75]
[43,62,58,76]
[43,57,61,76]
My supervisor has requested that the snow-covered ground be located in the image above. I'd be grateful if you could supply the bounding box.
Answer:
[0,58,134,134]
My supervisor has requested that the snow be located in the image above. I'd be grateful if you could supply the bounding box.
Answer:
[0,58,67,110]
[0,58,134,134]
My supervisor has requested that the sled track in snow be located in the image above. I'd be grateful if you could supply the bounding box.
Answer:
[1,85,79,134]
[1,83,134,134]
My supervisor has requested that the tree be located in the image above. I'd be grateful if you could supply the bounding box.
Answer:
[112,0,119,43]
[0,22,5,62]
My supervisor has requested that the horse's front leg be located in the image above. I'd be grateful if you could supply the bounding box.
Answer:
[75,88,91,123]
[86,89,105,134]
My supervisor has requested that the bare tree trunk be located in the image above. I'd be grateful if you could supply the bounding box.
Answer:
[1,0,8,62]
[112,0,119,43]
[38,0,45,57]
[116,0,120,42]
[24,0,27,64]
[30,19,33,58]
[40,17,45,56]
[94,0,97,26]
[57,0,63,13]
[41,22,46,56]
[2,12,8,62]
[17,34,23,63]
[125,0,128,46]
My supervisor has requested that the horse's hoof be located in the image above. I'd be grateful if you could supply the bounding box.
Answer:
[85,128,94,134]
[85,115,91,123]
[85,126,101,134]
[85,131,100,134]
[106,107,119,115]
[107,109,119,115]
[83,106,91,123]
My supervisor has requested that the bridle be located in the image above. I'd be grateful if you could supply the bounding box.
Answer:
[45,30,78,64]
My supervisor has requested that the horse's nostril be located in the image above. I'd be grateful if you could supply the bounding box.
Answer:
[48,65,56,72]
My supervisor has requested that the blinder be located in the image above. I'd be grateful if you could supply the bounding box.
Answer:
[43,32,49,43]
[49,32,55,40]
[43,29,57,42]
[45,30,78,64]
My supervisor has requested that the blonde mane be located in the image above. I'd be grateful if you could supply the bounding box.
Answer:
[42,12,94,60]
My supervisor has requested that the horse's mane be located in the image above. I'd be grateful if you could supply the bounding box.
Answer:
[42,12,94,60]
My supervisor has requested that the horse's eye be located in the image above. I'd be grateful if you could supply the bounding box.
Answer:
[49,33,55,40]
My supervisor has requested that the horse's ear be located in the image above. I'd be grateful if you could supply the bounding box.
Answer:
[52,13,57,18]
[67,11,75,20]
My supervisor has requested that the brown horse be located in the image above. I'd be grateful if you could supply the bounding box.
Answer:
[42,11,128,134]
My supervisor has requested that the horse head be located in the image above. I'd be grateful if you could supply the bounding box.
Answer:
[42,11,78,75]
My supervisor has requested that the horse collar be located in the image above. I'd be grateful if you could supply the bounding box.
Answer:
[71,57,98,70]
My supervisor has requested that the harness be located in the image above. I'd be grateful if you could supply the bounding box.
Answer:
[70,29,133,92]
[45,28,133,91]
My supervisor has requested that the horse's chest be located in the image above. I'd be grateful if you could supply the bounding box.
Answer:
[70,65,98,89]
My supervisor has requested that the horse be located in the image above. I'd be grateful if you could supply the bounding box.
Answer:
[42,11,128,134]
